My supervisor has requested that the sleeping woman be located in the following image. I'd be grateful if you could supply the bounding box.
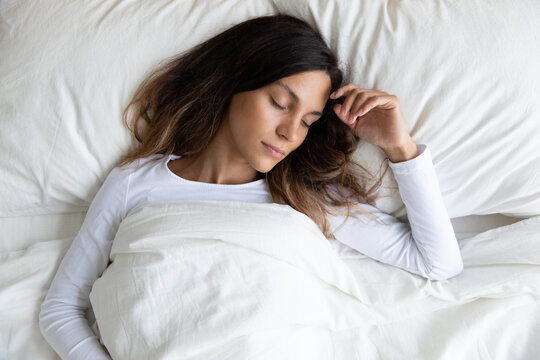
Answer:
[39,14,463,359]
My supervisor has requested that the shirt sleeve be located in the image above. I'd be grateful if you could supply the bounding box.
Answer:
[39,163,134,359]
[328,144,463,281]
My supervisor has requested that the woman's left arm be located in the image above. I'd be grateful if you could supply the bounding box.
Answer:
[328,143,463,280]
[328,84,463,280]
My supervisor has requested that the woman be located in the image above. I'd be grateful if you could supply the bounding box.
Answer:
[39,14,463,359]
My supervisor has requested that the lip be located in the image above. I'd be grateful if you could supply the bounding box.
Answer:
[262,142,285,158]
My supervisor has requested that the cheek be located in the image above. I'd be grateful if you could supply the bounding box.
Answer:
[239,100,272,135]
[228,101,266,152]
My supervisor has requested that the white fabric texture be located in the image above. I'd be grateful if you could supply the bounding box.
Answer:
[89,200,378,360]
[0,239,72,360]
[39,143,463,359]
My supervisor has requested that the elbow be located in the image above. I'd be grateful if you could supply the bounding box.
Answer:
[425,258,464,281]
[38,297,62,337]
[38,299,51,335]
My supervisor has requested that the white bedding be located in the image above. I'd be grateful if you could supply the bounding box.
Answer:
[2,204,539,359]
[89,200,378,359]
[332,215,540,359]
[2,0,540,358]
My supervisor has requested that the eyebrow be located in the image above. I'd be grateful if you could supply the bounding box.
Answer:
[276,81,322,116]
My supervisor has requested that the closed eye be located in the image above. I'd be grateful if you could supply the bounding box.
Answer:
[271,97,311,129]
[271,97,285,110]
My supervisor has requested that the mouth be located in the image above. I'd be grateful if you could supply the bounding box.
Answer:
[261,141,285,158]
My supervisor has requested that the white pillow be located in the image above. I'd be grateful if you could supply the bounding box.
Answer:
[273,0,540,218]
[2,0,539,219]
[0,0,277,216]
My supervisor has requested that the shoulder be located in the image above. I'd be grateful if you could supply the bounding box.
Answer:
[100,154,161,192]
[98,153,173,204]
[137,153,170,166]
[90,157,147,211]
[103,158,140,188]
[112,153,170,177]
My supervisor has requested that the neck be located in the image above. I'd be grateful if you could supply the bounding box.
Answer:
[174,125,260,185]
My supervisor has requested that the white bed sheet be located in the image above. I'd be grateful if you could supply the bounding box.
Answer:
[450,214,523,241]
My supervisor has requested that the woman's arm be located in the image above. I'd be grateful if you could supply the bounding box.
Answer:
[328,144,463,280]
[39,165,132,359]
[327,84,462,280]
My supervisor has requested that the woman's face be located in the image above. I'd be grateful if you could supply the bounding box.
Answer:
[222,70,332,173]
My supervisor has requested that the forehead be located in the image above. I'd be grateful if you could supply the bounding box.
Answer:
[271,71,331,108]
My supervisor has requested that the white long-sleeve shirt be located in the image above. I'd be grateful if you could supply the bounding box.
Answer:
[39,144,463,359]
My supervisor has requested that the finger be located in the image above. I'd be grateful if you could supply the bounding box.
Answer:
[341,89,362,116]
[329,83,354,99]
[333,103,346,119]
[346,91,380,122]
[330,83,366,99]
[333,105,357,127]
[357,95,396,116]
[334,103,356,125]
[342,89,378,114]
[330,84,387,99]
[349,92,371,118]
[338,89,376,116]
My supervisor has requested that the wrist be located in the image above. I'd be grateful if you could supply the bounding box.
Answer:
[384,140,418,163]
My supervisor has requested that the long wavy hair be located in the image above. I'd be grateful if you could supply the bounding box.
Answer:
[118,14,388,238]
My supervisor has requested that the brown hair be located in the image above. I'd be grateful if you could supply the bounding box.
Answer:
[118,14,388,238]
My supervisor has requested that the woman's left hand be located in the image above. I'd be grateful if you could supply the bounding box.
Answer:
[330,83,418,162]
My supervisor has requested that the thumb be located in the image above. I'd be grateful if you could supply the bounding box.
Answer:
[333,103,347,119]
[333,103,358,124]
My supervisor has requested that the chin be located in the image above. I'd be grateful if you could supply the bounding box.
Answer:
[254,164,275,174]
[252,158,281,174]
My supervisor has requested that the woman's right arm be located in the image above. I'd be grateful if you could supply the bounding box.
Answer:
[39,165,132,359]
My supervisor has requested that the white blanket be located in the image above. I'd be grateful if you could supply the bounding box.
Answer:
[2,203,539,359]
[89,200,378,359]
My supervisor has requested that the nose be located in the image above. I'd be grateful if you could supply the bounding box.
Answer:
[276,115,302,143]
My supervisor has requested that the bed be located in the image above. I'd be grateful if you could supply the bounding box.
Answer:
[1,0,539,359]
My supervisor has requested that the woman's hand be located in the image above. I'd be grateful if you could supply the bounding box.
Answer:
[330,83,418,162]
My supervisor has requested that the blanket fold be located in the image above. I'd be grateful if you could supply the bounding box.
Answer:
[89,200,378,360]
